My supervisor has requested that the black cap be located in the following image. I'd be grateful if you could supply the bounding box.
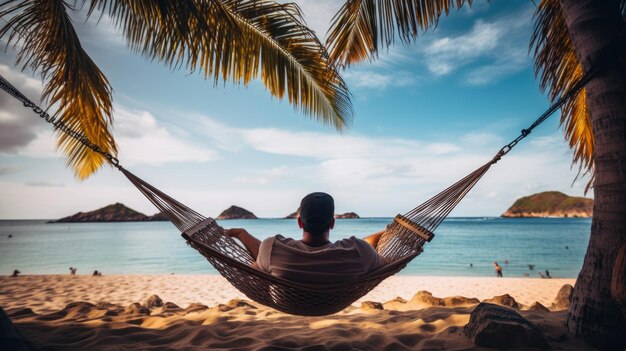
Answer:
[299,192,334,233]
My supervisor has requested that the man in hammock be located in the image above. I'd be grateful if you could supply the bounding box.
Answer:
[226,192,387,283]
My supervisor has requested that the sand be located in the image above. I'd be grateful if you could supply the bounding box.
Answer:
[1,275,593,350]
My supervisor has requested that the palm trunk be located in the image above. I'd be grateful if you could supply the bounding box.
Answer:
[559,0,626,349]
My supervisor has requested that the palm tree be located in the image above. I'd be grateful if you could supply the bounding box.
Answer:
[326,0,625,348]
[0,0,353,179]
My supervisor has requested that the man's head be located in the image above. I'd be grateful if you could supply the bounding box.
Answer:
[298,192,335,236]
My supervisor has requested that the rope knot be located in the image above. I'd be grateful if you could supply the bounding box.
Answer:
[521,128,531,137]
[491,151,504,164]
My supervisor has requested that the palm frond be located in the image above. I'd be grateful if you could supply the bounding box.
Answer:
[0,0,116,179]
[530,0,593,177]
[326,0,472,67]
[89,0,353,129]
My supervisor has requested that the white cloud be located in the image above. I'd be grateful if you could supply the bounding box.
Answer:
[13,105,218,166]
[15,131,58,159]
[424,21,502,69]
[344,70,419,90]
[464,45,528,85]
[286,0,342,38]
[24,181,65,187]
[235,166,289,185]
[232,125,589,216]
[111,107,218,166]
[70,8,127,49]
[214,121,580,196]
[461,132,505,147]
[336,7,534,91]
[418,11,532,85]
[188,114,244,152]
[240,128,434,160]
[528,133,567,149]
[0,65,45,153]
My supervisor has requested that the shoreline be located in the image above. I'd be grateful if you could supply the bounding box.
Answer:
[1,274,576,313]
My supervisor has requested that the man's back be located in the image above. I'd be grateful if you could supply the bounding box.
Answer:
[256,235,386,284]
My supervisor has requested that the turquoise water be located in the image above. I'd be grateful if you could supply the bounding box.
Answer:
[0,218,590,278]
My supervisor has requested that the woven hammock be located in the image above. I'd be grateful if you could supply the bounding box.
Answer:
[0,65,596,315]
[121,162,490,315]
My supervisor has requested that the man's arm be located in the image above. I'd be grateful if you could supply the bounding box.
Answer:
[363,230,385,249]
[225,228,261,260]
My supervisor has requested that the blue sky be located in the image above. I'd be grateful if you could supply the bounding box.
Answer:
[0,0,591,219]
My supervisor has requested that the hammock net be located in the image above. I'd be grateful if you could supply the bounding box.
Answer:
[120,161,494,316]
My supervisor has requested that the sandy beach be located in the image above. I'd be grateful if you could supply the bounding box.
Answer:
[1,274,595,350]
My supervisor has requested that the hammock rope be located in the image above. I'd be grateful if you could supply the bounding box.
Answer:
[0,48,603,314]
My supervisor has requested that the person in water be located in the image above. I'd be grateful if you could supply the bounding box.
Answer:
[494,262,503,277]
[226,192,387,284]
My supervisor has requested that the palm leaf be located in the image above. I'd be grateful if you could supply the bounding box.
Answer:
[1,0,116,179]
[326,0,472,67]
[530,0,593,177]
[89,0,353,129]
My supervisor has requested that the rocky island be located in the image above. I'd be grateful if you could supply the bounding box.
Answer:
[52,203,167,222]
[146,212,170,221]
[501,191,593,218]
[335,212,360,219]
[216,206,257,219]
[284,210,298,219]
[284,210,360,219]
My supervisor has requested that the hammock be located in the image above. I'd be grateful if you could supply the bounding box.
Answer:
[0,65,596,315]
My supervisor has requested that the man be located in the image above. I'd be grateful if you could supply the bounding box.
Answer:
[226,192,387,284]
[494,261,503,278]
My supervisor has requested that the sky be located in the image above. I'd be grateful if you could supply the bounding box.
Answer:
[0,0,592,219]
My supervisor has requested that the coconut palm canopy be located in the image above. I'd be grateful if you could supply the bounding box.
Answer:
[326,0,625,177]
[0,0,353,179]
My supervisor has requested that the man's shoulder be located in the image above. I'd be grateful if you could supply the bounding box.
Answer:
[272,234,296,245]
[264,235,301,249]
[333,237,377,253]
[335,236,370,247]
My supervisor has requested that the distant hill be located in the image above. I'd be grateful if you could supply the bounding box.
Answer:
[284,210,360,219]
[217,206,257,219]
[335,212,360,219]
[284,210,298,219]
[53,203,148,222]
[146,212,170,221]
[501,191,593,218]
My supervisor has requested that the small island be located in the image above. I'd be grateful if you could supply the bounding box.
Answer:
[335,212,360,219]
[51,203,167,222]
[501,191,593,218]
[284,210,360,219]
[146,212,170,221]
[284,210,298,219]
[216,206,257,219]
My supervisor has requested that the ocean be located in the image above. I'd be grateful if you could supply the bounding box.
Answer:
[0,217,590,278]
